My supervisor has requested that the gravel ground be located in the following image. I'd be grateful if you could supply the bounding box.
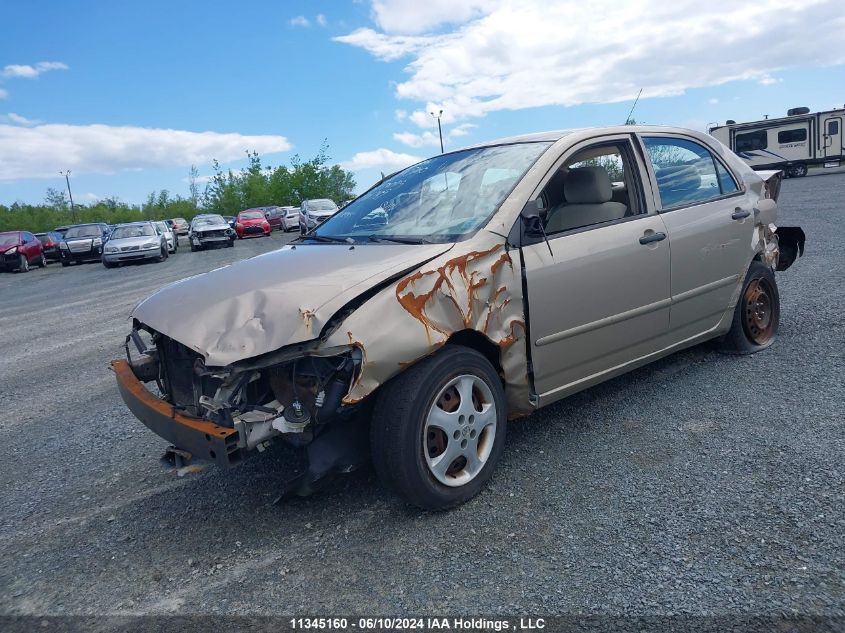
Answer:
[0,177,843,618]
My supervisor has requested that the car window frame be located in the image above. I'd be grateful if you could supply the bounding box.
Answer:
[514,133,654,247]
[634,132,746,213]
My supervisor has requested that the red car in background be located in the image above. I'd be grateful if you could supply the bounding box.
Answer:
[0,230,46,272]
[35,231,63,263]
[234,209,271,238]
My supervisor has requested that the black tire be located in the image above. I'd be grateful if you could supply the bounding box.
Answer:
[156,246,167,262]
[61,260,69,267]
[720,260,780,354]
[370,346,507,510]
[103,260,115,269]
[789,163,808,178]
[38,254,47,268]
[226,239,234,248]
[18,254,30,273]
[190,242,198,252]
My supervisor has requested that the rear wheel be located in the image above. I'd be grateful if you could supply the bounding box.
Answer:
[61,260,69,267]
[370,346,507,510]
[789,163,808,178]
[18,255,30,273]
[38,254,47,268]
[720,260,780,354]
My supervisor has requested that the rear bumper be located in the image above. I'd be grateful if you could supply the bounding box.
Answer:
[111,359,244,467]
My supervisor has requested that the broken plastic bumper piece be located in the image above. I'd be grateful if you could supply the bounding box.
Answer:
[111,358,243,467]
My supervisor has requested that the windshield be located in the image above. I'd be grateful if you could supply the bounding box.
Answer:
[239,211,264,220]
[313,143,549,243]
[0,233,20,247]
[193,215,225,227]
[306,199,338,212]
[65,225,102,238]
[111,225,155,239]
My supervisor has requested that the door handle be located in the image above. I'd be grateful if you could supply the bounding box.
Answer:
[639,231,666,245]
[732,208,751,220]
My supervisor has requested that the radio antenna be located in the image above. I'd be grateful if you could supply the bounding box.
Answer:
[625,88,643,125]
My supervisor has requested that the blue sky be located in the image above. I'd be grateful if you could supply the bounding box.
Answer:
[1,0,843,206]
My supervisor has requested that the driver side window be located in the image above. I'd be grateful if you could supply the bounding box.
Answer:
[539,142,641,235]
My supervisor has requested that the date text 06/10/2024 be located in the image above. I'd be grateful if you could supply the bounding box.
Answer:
[289,618,547,630]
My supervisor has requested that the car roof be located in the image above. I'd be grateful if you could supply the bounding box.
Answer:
[457,124,714,151]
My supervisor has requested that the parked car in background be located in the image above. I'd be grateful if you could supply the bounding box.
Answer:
[281,206,299,231]
[103,222,169,268]
[114,125,805,510]
[189,214,235,251]
[0,230,46,272]
[223,216,236,229]
[262,206,284,231]
[299,198,339,234]
[154,221,178,253]
[35,231,63,263]
[170,218,190,236]
[54,225,70,238]
[235,209,272,238]
[59,223,110,266]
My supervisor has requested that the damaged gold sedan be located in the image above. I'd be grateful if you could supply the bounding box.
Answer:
[113,126,805,509]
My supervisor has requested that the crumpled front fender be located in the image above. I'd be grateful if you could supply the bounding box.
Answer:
[323,235,533,416]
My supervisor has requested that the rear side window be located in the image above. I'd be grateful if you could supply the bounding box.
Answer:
[642,137,738,209]
[777,129,807,144]
[735,130,768,152]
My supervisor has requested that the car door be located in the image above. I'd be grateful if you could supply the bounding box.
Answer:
[520,135,672,402]
[638,134,754,343]
[23,232,39,262]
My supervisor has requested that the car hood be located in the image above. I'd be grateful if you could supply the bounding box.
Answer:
[132,242,453,366]
[193,224,229,232]
[108,236,159,248]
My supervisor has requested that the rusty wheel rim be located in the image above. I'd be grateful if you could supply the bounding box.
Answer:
[743,278,775,345]
[423,374,497,488]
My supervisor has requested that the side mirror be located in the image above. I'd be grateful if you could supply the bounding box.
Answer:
[520,199,545,237]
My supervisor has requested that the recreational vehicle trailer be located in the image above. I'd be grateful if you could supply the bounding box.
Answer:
[709,106,844,177]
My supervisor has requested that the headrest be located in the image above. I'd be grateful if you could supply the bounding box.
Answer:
[564,166,613,204]
[656,165,701,193]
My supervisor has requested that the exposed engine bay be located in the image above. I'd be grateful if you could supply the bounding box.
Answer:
[124,321,368,494]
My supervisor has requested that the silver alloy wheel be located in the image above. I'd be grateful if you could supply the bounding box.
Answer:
[423,374,497,487]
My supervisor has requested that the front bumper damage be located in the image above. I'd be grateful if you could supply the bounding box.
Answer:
[112,358,243,467]
[112,324,369,494]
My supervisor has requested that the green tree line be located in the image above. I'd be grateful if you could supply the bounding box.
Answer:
[0,146,356,233]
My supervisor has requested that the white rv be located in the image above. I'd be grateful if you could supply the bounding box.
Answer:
[709,106,844,177]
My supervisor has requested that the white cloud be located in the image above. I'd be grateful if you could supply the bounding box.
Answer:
[4,112,41,126]
[394,109,407,121]
[708,98,719,105]
[2,61,69,79]
[758,74,783,85]
[333,28,436,62]
[289,15,310,27]
[370,0,498,34]
[393,122,477,148]
[340,148,422,173]
[316,14,327,27]
[0,89,7,100]
[0,123,291,181]
[341,0,845,127]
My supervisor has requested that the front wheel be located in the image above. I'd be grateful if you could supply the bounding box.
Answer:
[18,255,30,273]
[38,254,47,268]
[370,346,507,510]
[720,260,780,354]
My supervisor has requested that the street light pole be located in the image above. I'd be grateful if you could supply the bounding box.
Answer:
[430,109,444,153]
[60,170,77,223]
